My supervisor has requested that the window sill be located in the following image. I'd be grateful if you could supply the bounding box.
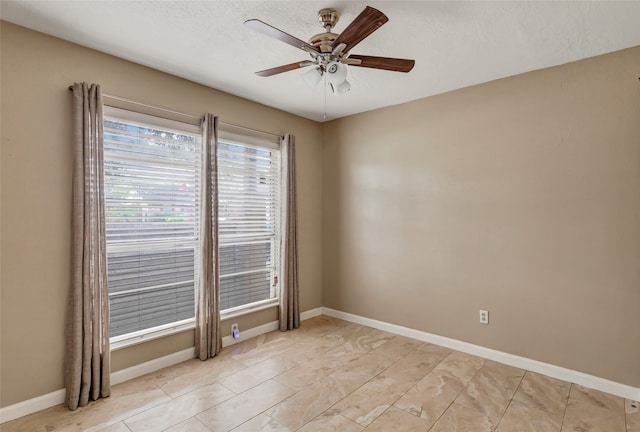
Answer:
[109,300,279,351]
[221,298,279,321]
[110,318,195,351]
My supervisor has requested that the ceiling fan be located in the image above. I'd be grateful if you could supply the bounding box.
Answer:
[244,6,415,95]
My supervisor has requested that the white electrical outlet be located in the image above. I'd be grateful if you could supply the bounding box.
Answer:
[479,310,489,324]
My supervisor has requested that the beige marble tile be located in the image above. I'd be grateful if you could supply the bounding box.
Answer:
[394,374,463,427]
[330,322,365,338]
[569,383,626,412]
[196,379,295,432]
[379,343,452,383]
[273,336,368,390]
[367,334,423,362]
[124,382,234,432]
[455,360,525,423]
[267,350,390,432]
[230,414,290,432]
[92,421,132,432]
[512,371,571,416]
[329,376,406,427]
[433,350,486,383]
[283,333,346,362]
[330,349,396,384]
[297,412,363,432]
[219,354,299,394]
[497,399,563,432]
[230,334,300,367]
[0,404,70,432]
[627,399,640,432]
[393,351,484,428]
[320,341,373,367]
[164,417,211,432]
[273,356,339,390]
[291,316,351,341]
[340,325,395,352]
[159,355,247,398]
[331,345,450,427]
[266,376,351,431]
[414,341,453,355]
[430,401,495,432]
[47,379,172,432]
[218,337,263,358]
[561,384,626,432]
[363,406,431,432]
[494,371,570,432]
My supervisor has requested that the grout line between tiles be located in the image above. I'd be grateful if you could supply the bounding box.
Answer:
[318,339,422,419]
[558,383,573,432]
[493,370,527,431]
[194,416,213,432]
[428,355,487,431]
[364,404,395,431]
[217,381,239,396]
[623,398,630,432]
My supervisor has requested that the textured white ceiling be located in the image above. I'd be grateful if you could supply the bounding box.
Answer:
[2,1,639,121]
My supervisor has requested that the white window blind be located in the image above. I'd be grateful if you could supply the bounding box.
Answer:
[217,135,281,312]
[103,108,201,337]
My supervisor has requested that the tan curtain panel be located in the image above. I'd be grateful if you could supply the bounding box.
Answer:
[279,134,300,331]
[195,114,222,359]
[65,83,111,410]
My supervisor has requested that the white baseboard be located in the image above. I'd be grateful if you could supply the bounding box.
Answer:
[0,307,323,424]
[222,320,279,347]
[300,307,323,320]
[323,307,640,401]
[111,347,196,385]
[220,306,323,347]
[0,389,66,425]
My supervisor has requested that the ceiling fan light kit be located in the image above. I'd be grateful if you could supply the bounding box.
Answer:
[302,66,323,88]
[330,80,351,95]
[325,61,350,93]
[245,5,415,95]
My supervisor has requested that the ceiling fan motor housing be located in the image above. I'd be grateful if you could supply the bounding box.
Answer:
[310,8,340,53]
[309,32,338,53]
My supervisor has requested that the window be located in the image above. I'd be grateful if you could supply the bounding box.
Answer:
[103,107,201,339]
[102,107,282,345]
[217,130,281,315]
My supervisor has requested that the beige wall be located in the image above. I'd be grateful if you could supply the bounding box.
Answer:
[0,22,323,407]
[323,46,640,387]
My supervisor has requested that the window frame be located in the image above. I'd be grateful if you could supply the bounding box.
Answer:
[217,127,283,319]
[102,106,284,350]
[103,105,202,350]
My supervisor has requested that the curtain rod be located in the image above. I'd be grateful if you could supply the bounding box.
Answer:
[67,86,283,139]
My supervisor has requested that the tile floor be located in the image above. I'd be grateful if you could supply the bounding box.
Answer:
[2,316,638,431]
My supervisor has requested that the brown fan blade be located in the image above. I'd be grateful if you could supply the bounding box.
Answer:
[255,61,315,77]
[332,6,389,52]
[245,19,319,53]
[348,55,415,73]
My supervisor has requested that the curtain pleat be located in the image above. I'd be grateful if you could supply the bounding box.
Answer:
[65,82,111,410]
[279,135,300,331]
[195,114,222,359]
